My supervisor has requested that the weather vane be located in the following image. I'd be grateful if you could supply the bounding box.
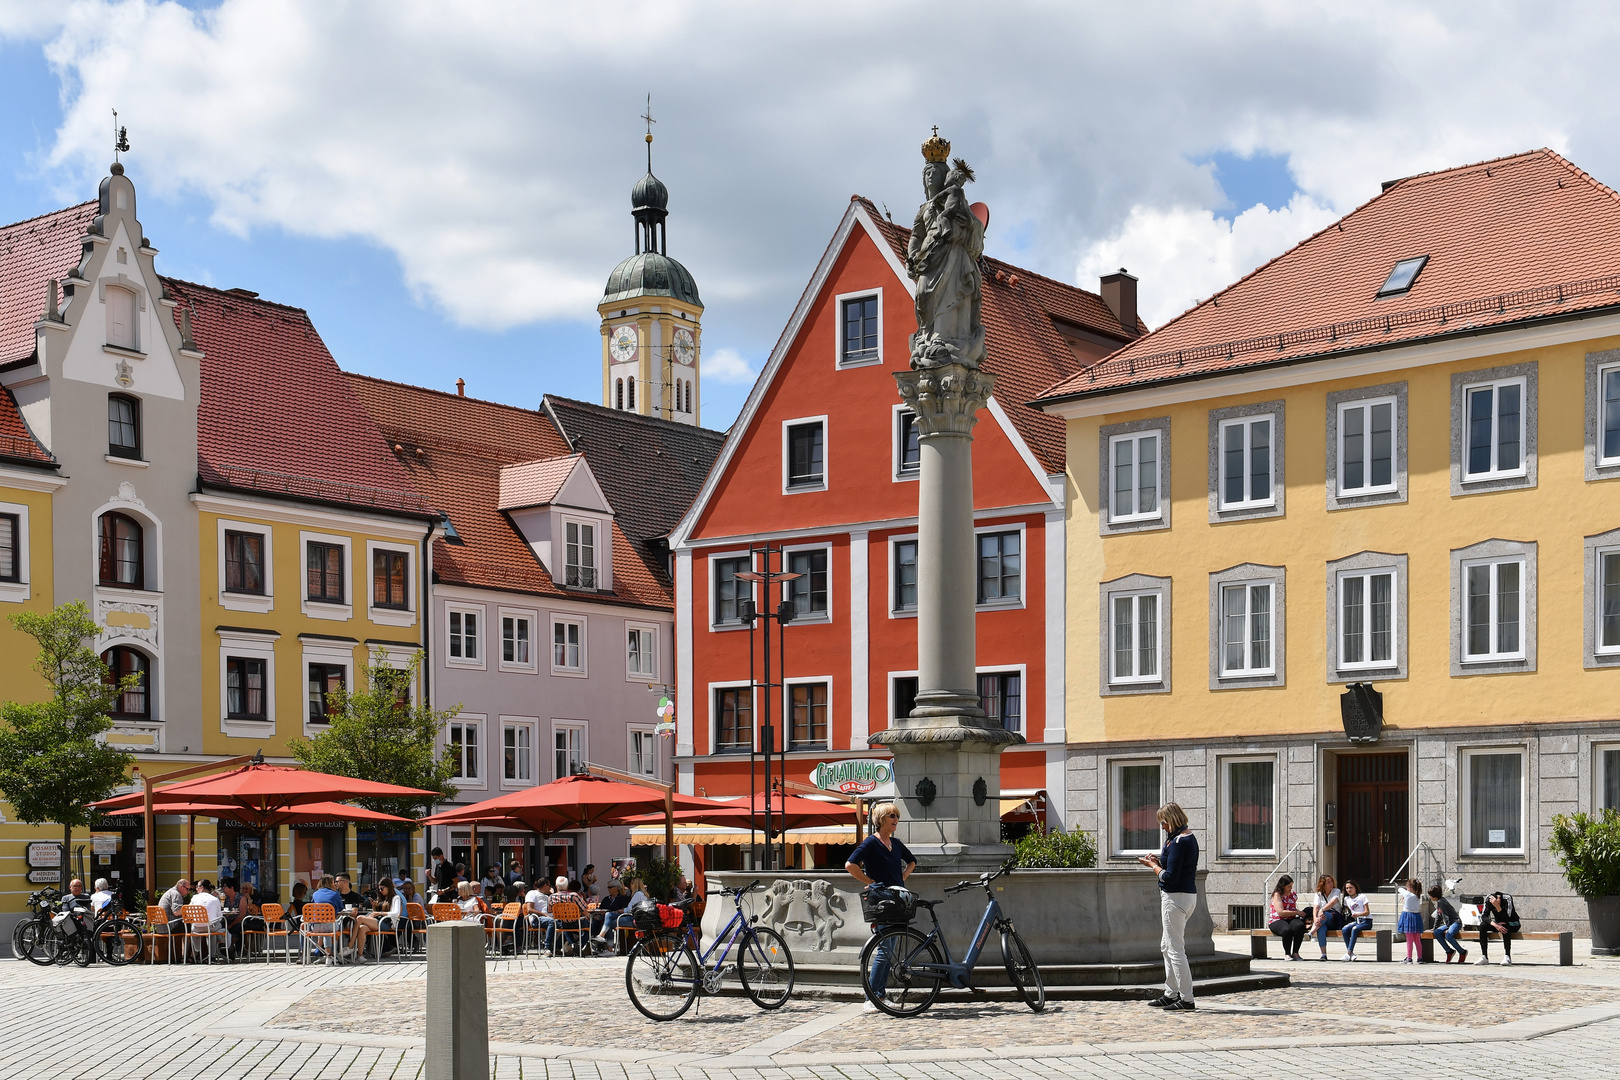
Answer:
[112,108,129,163]
[641,94,655,170]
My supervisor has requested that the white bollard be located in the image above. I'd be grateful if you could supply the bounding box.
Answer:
[426,922,488,1080]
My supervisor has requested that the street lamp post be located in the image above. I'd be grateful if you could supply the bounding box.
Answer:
[735,546,800,871]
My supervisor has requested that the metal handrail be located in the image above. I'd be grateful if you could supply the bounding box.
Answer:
[1386,841,1444,889]
[1260,842,1317,901]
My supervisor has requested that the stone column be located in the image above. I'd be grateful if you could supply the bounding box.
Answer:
[426,922,488,1080]
[871,362,1023,869]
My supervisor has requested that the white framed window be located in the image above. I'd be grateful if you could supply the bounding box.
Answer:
[1109,590,1161,684]
[562,518,598,590]
[1588,353,1620,479]
[1109,431,1161,522]
[977,669,1022,733]
[782,415,828,493]
[447,717,484,785]
[1598,744,1620,812]
[216,519,272,614]
[893,405,920,481]
[299,530,353,621]
[445,604,484,668]
[499,608,536,672]
[365,540,415,627]
[501,719,536,787]
[836,289,881,367]
[1595,536,1620,661]
[1220,582,1275,677]
[629,727,660,779]
[1462,377,1527,481]
[975,524,1024,608]
[786,678,831,749]
[1336,396,1397,497]
[302,640,354,734]
[217,628,276,734]
[1462,747,1525,855]
[552,616,586,675]
[890,536,918,615]
[711,682,754,754]
[709,552,753,629]
[1220,756,1276,856]
[783,544,832,620]
[1461,557,1525,663]
[0,500,32,603]
[1110,759,1163,856]
[1217,414,1276,510]
[553,721,586,779]
[626,622,659,680]
[1338,569,1396,670]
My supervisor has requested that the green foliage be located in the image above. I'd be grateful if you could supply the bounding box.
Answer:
[632,848,681,902]
[1014,827,1098,869]
[287,650,459,821]
[0,602,136,845]
[1550,809,1620,899]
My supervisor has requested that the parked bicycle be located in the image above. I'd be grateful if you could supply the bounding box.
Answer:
[624,879,796,1022]
[21,892,143,968]
[860,858,1044,1016]
[12,888,62,965]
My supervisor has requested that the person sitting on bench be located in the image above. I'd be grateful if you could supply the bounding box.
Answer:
[1268,875,1307,961]
[1428,885,1467,963]
[1477,891,1520,966]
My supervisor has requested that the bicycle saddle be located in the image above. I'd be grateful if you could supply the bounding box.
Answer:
[914,898,941,909]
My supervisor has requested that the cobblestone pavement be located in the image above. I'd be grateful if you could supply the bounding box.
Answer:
[5,940,1620,1079]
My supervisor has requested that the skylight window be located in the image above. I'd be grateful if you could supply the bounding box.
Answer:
[1377,255,1429,297]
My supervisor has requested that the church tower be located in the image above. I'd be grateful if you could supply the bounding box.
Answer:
[599,123,703,426]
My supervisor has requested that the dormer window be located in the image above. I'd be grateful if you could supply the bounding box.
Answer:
[106,285,137,350]
[565,520,597,589]
[108,394,141,459]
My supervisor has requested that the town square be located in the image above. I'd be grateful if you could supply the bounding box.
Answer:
[3,3,1620,1078]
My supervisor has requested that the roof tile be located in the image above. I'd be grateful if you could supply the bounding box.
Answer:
[0,202,95,367]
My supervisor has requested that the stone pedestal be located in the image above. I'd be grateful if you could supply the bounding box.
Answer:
[874,361,1022,871]
[426,922,487,1080]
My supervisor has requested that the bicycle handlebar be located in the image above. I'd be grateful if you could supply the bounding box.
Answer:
[946,857,1020,894]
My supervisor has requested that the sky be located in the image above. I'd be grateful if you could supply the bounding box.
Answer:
[3,1,1619,430]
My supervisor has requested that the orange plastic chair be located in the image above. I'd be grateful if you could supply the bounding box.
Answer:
[430,903,463,925]
[144,905,178,964]
[300,902,341,965]
[246,903,292,963]
[549,900,588,956]
[401,902,428,955]
[181,904,227,964]
[489,902,523,956]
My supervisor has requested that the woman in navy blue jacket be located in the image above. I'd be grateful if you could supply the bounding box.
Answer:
[1137,802,1199,1011]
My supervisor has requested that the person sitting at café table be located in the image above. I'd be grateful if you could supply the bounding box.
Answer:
[62,878,90,912]
[287,881,309,919]
[581,864,600,900]
[89,878,116,918]
[335,874,364,909]
[455,881,483,919]
[591,881,633,952]
[336,875,379,961]
[550,876,589,955]
[231,882,264,958]
[372,880,406,952]
[524,879,555,951]
[191,880,229,960]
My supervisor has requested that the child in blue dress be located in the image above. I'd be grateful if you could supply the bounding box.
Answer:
[1396,878,1424,963]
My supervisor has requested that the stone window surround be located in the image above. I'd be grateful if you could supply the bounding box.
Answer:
[365,539,416,628]
[217,518,273,614]
[834,288,882,368]
[300,637,355,737]
[1325,551,1409,683]
[974,522,1027,611]
[1587,349,1620,482]
[1098,572,1172,696]
[781,414,829,494]
[784,675,834,751]
[1459,743,1529,858]
[780,541,835,624]
[1449,538,1537,677]
[1325,382,1409,511]
[1450,361,1539,496]
[1208,400,1286,523]
[1104,755,1166,859]
[707,549,754,632]
[299,530,351,621]
[1584,526,1620,670]
[1098,417,1172,536]
[1593,740,1620,813]
[1217,752,1279,858]
[1208,563,1287,690]
[709,680,755,755]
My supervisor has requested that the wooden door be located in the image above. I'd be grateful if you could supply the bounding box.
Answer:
[1336,753,1409,888]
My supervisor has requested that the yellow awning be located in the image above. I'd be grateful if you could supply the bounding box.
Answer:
[629,824,857,847]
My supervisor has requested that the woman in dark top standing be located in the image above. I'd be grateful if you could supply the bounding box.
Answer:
[845,801,917,1012]
[1138,802,1198,1011]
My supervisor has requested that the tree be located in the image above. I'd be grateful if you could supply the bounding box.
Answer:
[0,602,137,856]
[288,649,460,823]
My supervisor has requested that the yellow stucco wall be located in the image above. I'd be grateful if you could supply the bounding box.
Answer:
[1065,334,1620,745]
[0,483,55,700]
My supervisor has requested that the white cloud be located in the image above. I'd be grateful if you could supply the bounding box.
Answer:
[1078,195,1340,328]
[701,346,758,386]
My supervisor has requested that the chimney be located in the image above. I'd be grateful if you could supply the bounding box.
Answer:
[456,378,465,397]
[1101,268,1139,335]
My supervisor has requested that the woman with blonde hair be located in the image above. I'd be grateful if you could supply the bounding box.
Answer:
[1137,802,1198,1011]
[845,801,917,1013]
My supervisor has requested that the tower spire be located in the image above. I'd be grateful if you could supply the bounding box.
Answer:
[641,94,655,173]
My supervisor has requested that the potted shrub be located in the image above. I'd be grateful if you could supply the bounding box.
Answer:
[1549,809,1620,954]
[1014,828,1098,869]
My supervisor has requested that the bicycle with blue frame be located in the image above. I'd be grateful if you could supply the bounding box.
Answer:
[624,879,796,1021]
[860,858,1044,1016]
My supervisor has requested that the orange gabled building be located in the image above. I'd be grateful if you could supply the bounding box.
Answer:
[669,195,1143,854]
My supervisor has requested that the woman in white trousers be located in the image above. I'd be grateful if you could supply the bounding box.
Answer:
[1137,802,1199,1011]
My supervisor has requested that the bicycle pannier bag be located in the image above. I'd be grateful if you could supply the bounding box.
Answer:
[861,884,917,924]
[629,898,663,933]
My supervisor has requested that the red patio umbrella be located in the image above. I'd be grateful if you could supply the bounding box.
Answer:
[91,762,440,829]
[621,793,855,833]
[92,795,413,828]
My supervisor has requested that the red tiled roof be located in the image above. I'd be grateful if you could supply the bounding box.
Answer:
[0,385,53,467]
[498,454,582,510]
[166,278,434,516]
[1040,149,1620,402]
[344,373,673,609]
[0,201,96,367]
[857,199,1133,472]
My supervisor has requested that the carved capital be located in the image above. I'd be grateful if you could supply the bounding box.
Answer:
[894,363,996,438]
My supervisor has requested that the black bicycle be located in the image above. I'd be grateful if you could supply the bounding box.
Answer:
[624,880,795,1021]
[860,859,1044,1016]
[13,889,62,965]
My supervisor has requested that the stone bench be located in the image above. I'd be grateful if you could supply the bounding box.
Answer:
[1243,927,1572,966]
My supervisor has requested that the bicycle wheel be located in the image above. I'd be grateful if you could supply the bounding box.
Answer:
[736,927,795,1010]
[860,927,944,1017]
[97,919,141,966]
[624,935,700,1022]
[72,930,94,967]
[17,920,53,965]
[1001,930,1045,1012]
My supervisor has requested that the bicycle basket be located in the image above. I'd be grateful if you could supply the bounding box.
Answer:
[657,903,686,930]
[629,898,664,933]
[861,885,917,924]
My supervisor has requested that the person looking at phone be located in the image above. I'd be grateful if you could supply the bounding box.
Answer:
[1139,802,1199,1012]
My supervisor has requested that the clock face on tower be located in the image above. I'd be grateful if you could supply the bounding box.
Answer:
[609,325,638,364]
[672,327,696,365]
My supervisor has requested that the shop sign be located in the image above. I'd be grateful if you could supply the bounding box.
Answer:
[26,843,60,868]
[27,869,61,884]
[809,759,895,797]
[499,837,526,848]
[92,835,117,856]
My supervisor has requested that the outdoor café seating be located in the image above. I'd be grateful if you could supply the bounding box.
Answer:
[245,903,294,963]
[300,902,341,966]
[549,899,588,956]
[181,904,228,964]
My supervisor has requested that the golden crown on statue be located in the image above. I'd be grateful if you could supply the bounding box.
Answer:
[922,126,950,163]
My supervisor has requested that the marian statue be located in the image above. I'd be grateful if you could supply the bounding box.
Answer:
[906,129,985,369]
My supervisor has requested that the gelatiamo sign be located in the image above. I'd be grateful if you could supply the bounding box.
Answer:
[809,759,896,798]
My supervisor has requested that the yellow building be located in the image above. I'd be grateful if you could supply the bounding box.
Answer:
[1037,150,1620,930]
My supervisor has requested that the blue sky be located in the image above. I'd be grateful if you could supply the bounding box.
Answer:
[4,3,1615,430]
